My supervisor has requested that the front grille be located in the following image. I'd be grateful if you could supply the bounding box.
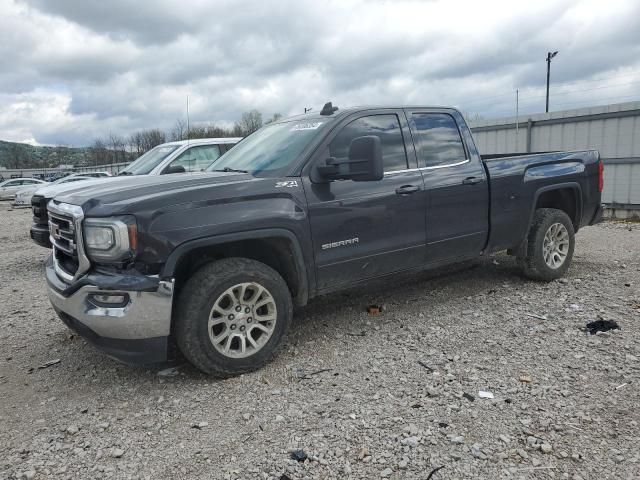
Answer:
[49,211,79,277]
[48,201,88,283]
[32,195,49,226]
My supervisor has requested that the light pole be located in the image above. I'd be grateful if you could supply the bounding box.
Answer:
[304,107,312,114]
[546,51,558,113]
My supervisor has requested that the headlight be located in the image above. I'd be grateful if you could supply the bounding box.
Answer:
[83,216,137,262]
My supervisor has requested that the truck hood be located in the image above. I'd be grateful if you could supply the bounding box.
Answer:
[54,171,251,216]
[34,177,115,198]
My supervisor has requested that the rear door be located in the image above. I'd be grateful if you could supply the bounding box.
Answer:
[407,110,489,262]
[302,110,426,290]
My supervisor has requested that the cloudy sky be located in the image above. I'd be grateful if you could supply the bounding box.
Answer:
[1,0,639,146]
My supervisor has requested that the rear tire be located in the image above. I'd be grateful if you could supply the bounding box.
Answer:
[517,208,575,282]
[175,257,293,377]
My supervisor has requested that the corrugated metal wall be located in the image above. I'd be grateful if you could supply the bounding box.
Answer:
[469,101,640,210]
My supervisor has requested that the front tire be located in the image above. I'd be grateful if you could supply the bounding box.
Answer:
[175,258,293,377]
[517,208,575,282]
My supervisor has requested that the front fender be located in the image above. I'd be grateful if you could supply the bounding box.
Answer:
[160,228,312,305]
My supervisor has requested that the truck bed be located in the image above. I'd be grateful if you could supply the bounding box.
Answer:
[481,150,602,253]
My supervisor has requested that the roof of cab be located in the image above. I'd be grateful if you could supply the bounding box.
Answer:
[274,105,462,124]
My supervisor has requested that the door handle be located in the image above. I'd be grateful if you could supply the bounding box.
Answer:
[462,176,481,185]
[395,185,420,195]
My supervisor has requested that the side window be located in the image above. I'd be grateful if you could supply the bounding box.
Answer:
[168,145,222,172]
[411,113,466,167]
[329,114,408,172]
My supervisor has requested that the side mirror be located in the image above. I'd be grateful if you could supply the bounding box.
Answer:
[317,135,383,182]
[163,165,186,175]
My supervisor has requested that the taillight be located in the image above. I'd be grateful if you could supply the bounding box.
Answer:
[598,159,604,193]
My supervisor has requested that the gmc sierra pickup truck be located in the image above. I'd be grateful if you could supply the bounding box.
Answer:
[44,104,603,376]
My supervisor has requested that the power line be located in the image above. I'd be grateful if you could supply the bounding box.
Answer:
[456,70,640,110]
[460,80,640,113]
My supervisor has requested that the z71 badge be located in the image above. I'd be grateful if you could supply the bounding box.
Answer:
[275,180,298,188]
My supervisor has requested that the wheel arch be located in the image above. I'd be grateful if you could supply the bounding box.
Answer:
[162,229,310,307]
[510,183,582,257]
[531,183,582,231]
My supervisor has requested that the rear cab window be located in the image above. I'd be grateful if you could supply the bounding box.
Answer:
[409,113,467,167]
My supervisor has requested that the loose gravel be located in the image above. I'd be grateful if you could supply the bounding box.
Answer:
[1,203,639,479]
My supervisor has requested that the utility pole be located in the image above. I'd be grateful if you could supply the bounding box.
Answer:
[515,89,519,151]
[546,51,558,113]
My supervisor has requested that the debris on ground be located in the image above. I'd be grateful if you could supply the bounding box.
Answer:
[157,366,181,377]
[426,465,445,479]
[519,375,533,383]
[290,449,308,462]
[297,368,332,380]
[191,422,208,429]
[585,318,620,334]
[462,392,475,402]
[478,390,494,399]
[38,358,61,369]
[366,304,383,315]
[417,360,434,372]
[524,312,547,320]
[110,448,125,458]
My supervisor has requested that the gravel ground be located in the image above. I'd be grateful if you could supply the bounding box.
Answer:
[1,203,639,480]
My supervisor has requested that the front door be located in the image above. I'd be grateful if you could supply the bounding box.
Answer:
[303,111,426,291]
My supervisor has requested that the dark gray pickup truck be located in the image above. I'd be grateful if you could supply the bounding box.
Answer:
[44,103,603,376]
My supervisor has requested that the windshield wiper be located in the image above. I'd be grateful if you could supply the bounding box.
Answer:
[210,167,249,174]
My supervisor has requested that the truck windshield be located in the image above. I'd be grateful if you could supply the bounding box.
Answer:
[118,145,180,175]
[206,120,330,176]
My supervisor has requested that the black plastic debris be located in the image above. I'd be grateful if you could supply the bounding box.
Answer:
[463,392,475,402]
[280,475,292,480]
[290,450,308,462]
[417,360,434,372]
[427,465,445,479]
[586,319,620,335]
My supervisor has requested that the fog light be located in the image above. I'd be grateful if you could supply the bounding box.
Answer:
[88,293,129,308]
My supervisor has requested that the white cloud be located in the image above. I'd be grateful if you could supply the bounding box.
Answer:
[0,0,639,145]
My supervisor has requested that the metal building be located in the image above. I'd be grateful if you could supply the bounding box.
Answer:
[468,101,640,219]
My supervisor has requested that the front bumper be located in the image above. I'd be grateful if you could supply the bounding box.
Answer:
[46,255,174,364]
[31,223,51,248]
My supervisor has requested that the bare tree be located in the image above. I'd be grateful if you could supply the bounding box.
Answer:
[236,110,263,135]
[170,118,187,141]
[140,129,166,152]
[108,133,127,163]
[265,113,283,124]
[90,139,109,167]
[129,132,144,156]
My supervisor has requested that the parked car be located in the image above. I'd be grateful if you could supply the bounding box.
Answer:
[30,138,241,247]
[0,178,47,200]
[44,104,603,376]
[13,175,93,207]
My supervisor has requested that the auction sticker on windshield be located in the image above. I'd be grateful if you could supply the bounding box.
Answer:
[291,122,323,131]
